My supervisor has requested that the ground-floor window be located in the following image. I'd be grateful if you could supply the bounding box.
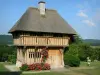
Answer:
[29,52,41,58]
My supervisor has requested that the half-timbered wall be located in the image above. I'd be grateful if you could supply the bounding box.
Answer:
[17,47,42,64]
[26,47,42,64]
[17,46,64,68]
[13,32,70,46]
[17,47,25,64]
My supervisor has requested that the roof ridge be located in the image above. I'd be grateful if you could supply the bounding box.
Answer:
[28,7,57,11]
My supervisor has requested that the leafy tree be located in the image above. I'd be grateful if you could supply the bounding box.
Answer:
[8,51,17,64]
[67,43,79,57]
[91,47,100,61]
[0,45,16,62]
[64,54,80,67]
[64,43,80,67]
[64,35,95,62]
[78,43,93,61]
[73,35,83,44]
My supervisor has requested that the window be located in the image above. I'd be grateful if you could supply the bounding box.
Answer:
[29,52,41,58]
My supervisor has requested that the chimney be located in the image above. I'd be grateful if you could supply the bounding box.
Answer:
[38,1,46,15]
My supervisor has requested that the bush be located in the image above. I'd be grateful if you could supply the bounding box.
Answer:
[20,64,28,71]
[42,63,50,70]
[64,54,80,67]
[28,63,42,70]
[8,55,16,64]
[28,63,50,71]
[20,63,50,71]
[8,51,16,64]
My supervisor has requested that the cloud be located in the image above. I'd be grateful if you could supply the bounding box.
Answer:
[77,10,95,26]
[77,11,88,18]
[76,1,97,27]
[82,20,95,26]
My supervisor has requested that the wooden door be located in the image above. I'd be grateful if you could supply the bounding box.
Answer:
[48,49,62,68]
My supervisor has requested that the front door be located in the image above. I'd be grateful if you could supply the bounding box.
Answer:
[47,49,62,68]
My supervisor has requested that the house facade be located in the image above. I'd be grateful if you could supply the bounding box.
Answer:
[9,1,76,68]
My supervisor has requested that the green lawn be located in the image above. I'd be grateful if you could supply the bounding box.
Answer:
[0,62,9,71]
[0,61,100,75]
[21,61,100,75]
[74,61,100,75]
[22,72,64,75]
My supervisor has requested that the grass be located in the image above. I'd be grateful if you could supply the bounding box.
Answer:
[0,61,100,75]
[77,68,100,75]
[74,61,100,75]
[22,72,62,75]
[0,62,9,71]
[21,61,100,75]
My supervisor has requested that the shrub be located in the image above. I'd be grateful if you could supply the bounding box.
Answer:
[8,51,16,64]
[20,64,28,71]
[27,63,50,71]
[8,55,16,64]
[64,54,80,67]
[28,63,42,71]
[20,63,50,71]
[42,63,50,70]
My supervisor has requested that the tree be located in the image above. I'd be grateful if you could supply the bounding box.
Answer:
[78,43,94,61]
[0,45,16,62]
[91,47,100,61]
[67,43,79,57]
[64,34,100,63]
[73,35,83,44]
[65,34,94,61]
[8,50,17,64]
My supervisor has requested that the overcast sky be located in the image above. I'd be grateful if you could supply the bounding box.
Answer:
[0,0,100,39]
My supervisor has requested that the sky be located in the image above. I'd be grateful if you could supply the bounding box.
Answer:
[0,0,100,39]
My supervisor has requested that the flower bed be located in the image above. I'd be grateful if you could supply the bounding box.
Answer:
[20,63,50,71]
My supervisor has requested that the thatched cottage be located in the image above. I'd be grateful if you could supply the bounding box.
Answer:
[9,1,76,68]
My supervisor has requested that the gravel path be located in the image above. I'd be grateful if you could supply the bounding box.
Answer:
[5,65,20,71]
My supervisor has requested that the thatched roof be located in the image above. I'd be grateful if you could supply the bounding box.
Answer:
[9,7,76,34]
